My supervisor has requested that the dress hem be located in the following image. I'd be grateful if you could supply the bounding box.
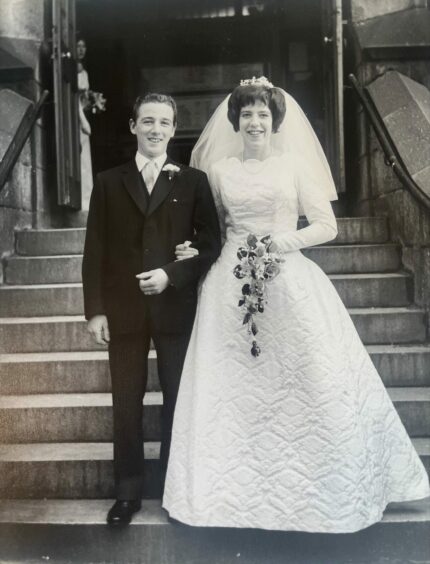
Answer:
[162,491,430,534]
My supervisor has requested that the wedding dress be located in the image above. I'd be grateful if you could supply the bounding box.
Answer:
[163,152,429,533]
[78,68,93,210]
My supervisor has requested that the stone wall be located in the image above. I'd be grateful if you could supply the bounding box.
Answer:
[0,0,46,98]
[364,122,430,312]
[351,0,427,22]
[0,89,34,282]
[358,120,430,312]
[349,0,430,316]
[0,0,54,278]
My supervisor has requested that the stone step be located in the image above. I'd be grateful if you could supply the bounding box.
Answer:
[0,439,427,501]
[367,345,430,387]
[16,228,86,256]
[302,244,401,274]
[0,316,106,353]
[0,283,84,316]
[329,273,412,308]
[0,499,428,564]
[0,442,161,499]
[14,218,390,257]
[1,345,429,396]
[0,308,426,354]
[0,350,158,394]
[0,273,413,317]
[311,216,390,245]
[4,244,401,285]
[349,307,427,345]
[4,255,82,285]
[0,388,428,443]
[386,387,430,437]
[0,392,162,443]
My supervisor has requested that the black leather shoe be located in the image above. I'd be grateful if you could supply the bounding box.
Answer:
[107,500,141,526]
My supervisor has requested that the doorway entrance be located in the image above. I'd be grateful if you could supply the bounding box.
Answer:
[68,0,345,204]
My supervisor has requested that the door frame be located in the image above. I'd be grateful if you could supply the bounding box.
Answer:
[52,0,81,208]
[322,0,346,193]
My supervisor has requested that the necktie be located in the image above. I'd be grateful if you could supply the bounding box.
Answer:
[142,160,157,194]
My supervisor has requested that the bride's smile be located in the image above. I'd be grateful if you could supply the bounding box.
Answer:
[239,101,273,159]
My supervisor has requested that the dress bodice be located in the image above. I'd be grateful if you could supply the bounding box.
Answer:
[208,154,338,253]
[78,69,90,92]
[211,156,297,239]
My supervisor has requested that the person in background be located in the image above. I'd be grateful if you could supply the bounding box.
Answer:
[76,37,93,210]
[76,37,106,209]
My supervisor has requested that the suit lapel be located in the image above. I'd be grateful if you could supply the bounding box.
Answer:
[146,157,179,217]
[122,160,149,216]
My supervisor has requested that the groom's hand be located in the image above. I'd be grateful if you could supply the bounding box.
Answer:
[136,269,170,295]
[87,314,110,345]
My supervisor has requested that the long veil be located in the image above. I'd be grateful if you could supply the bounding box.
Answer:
[190,88,338,203]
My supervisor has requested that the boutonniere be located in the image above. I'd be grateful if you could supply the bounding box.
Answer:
[162,163,181,181]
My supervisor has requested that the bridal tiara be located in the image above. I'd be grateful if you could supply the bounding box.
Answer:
[239,76,274,88]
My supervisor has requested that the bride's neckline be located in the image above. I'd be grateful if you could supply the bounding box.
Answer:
[231,150,281,174]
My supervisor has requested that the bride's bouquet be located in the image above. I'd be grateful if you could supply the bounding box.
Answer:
[233,234,284,357]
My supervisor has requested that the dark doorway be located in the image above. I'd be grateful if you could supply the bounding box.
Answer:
[76,0,338,179]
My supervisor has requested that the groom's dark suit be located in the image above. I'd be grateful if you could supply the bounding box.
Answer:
[82,157,221,500]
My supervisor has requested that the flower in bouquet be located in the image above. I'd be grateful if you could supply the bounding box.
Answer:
[87,90,107,114]
[233,233,284,357]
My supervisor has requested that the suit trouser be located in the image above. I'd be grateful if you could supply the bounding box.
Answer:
[108,323,191,500]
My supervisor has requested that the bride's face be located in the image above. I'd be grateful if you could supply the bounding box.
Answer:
[239,101,273,151]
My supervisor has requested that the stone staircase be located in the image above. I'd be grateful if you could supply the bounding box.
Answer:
[0,217,429,563]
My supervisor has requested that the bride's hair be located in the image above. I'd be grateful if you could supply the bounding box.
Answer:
[227,84,286,133]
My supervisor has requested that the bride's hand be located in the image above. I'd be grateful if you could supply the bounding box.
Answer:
[175,241,199,261]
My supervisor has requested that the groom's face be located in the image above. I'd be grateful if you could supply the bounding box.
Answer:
[130,102,176,158]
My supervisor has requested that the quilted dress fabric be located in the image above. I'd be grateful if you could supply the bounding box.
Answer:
[163,154,430,533]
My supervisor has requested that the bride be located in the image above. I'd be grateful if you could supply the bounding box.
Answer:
[163,77,429,533]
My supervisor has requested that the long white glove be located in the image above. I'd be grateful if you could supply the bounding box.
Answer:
[273,160,338,252]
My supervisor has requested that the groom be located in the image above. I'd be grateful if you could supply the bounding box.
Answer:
[82,93,221,525]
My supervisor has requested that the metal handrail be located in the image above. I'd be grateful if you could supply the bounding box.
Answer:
[348,74,430,210]
[0,89,49,191]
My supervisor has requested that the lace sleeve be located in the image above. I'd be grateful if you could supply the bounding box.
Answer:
[208,162,227,245]
[274,157,338,252]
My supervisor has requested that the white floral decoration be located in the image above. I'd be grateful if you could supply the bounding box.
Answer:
[239,76,274,88]
[162,163,181,180]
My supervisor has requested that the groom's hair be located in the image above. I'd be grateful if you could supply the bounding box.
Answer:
[132,93,177,126]
[227,84,286,133]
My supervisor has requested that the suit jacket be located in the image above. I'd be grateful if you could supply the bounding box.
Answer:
[82,157,221,335]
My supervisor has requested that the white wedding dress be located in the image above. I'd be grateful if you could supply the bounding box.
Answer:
[163,154,429,533]
[78,68,93,211]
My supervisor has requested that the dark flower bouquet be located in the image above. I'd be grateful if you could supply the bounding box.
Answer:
[233,234,284,357]
[82,90,107,114]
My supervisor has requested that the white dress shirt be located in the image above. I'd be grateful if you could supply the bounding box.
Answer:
[135,151,167,194]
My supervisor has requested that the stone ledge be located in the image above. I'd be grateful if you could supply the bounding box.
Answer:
[355,7,430,57]
[0,499,429,563]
